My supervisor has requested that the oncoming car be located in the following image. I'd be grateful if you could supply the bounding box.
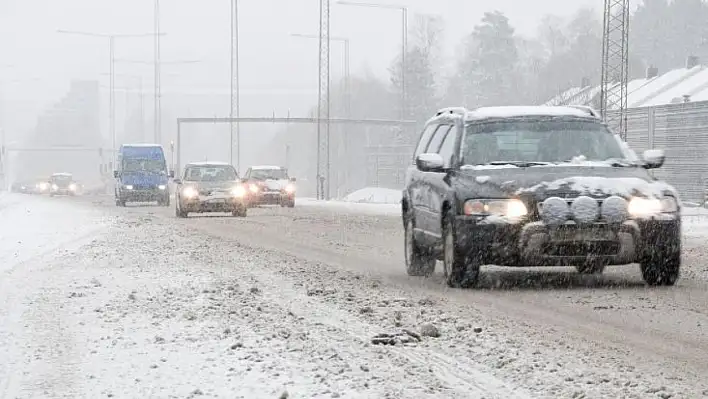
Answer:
[49,173,78,196]
[174,162,248,218]
[402,105,681,288]
[243,165,296,208]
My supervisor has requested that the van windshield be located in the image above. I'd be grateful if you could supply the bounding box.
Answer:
[123,159,166,174]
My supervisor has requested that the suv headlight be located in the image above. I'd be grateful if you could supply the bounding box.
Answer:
[182,186,197,198]
[284,184,295,194]
[628,196,678,216]
[463,199,528,218]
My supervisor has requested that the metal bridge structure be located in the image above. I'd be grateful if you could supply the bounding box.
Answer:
[174,116,415,200]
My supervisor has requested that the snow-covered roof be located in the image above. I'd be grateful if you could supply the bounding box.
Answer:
[543,65,708,109]
[250,165,283,170]
[121,143,164,148]
[186,161,232,166]
[466,106,593,120]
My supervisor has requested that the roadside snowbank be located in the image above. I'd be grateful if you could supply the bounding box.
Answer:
[343,187,401,204]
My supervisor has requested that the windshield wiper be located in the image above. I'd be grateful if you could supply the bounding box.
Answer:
[486,161,553,167]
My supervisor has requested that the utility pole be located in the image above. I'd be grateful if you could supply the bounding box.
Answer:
[291,33,350,197]
[317,0,331,200]
[154,0,162,145]
[113,58,200,144]
[56,29,163,168]
[600,0,630,139]
[230,0,241,173]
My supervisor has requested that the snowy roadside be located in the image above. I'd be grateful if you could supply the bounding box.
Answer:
[0,200,529,398]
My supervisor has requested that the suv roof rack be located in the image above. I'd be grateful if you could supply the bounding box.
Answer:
[435,107,469,117]
[566,105,602,118]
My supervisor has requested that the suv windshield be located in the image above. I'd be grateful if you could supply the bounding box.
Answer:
[185,165,238,182]
[250,168,287,180]
[51,175,72,182]
[462,118,628,166]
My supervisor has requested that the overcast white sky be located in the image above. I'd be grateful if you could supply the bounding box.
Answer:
[0,0,595,141]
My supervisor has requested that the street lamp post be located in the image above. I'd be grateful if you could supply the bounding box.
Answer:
[230,0,241,173]
[56,29,163,169]
[336,1,406,119]
[103,73,146,141]
[112,58,200,145]
[290,33,350,196]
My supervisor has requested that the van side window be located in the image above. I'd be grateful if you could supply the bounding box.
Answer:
[413,124,439,159]
[425,125,453,153]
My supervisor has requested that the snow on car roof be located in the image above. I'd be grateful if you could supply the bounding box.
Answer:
[122,143,163,147]
[250,165,283,170]
[465,106,594,121]
[186,161,232,166]
[51,172,72,176]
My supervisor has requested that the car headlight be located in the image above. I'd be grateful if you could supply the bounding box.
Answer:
[628,196,678,216]
[158,185,166,190]
[232,185,246,197]
[249,184,259,193]
[124,185,134,190]
[463,199,528,218]
[51,184,58,190]
[284,184,295,194]
[182,186,197,198]
[69,183,77,191]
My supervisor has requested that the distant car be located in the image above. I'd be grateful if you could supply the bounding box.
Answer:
[403,105,681,288]
[243,165,296,208]
[174,161,248,218]
[49,173,78,196]
[34,179,51,195]
[11,180,34,194]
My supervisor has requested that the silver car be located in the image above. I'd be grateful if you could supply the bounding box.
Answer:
[174,162,248,218]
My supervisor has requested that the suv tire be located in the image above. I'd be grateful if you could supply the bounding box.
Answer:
[442,213,479,288]
[640,248,680,286]
[404,217,435,277]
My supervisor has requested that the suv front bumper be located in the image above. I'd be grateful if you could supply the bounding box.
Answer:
[454,215,680,267]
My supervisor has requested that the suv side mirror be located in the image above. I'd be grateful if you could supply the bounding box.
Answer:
[642,149,665,169]
[169,170,175,178]
[113,170,119,178]
[290,177,296,182]
[416,153,445,172]
[173,178,182,185]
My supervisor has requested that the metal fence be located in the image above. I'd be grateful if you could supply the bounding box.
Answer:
[608,100,708,202]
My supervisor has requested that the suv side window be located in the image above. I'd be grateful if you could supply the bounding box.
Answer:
[426,125,452,153]
[413,124,439,158]
[438,126,458,167]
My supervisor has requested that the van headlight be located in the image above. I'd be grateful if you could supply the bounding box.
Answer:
[51,184,58,191]
[158,185,166,190]
[463,199,528,218]
[69,183,77,191]
[124,185,133,190]
[628,196,678,217]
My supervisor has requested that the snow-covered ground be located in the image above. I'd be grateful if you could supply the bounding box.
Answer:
[4,192,708,398]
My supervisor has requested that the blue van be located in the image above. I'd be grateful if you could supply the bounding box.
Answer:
[114,144,173,207]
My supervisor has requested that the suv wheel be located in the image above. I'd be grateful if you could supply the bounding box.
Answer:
[175,201,188,218]
[640,249,680,286]
[404,218,435,277]
[442,214,479,288]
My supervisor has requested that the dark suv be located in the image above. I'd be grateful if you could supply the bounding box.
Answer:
[402,105,681,288]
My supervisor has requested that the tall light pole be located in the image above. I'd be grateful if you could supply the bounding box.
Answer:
[230,0,241,173]
[103,73,146,142]
[337,1,406,119]
[291,33,350,196]
[113,58,200,144]
[154,0,162,146]
[56,29,163,169]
